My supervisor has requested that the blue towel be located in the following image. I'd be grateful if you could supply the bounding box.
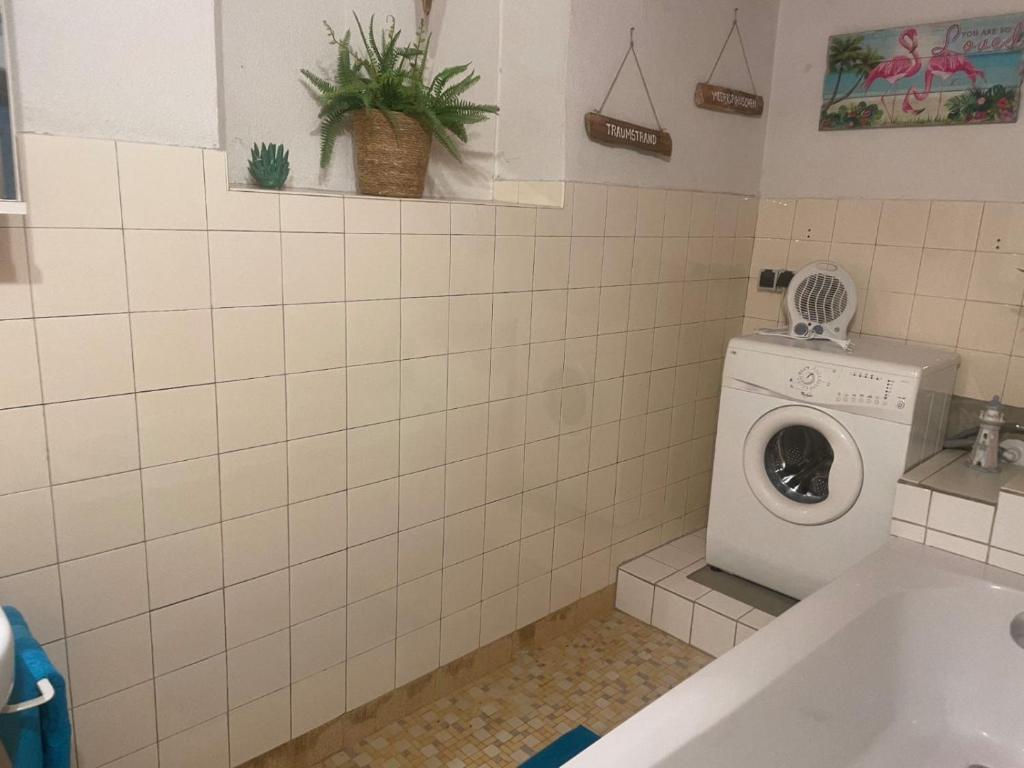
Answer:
[519,726,600,767]
[0,607,71,768]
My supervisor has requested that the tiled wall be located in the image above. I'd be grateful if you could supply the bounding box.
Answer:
[0,134,754,768]
[746,198,1024,404]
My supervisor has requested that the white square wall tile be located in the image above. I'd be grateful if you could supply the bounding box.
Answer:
[132,309,215,390]
[203,150,279,232]
[345,233,400,300]
[892,483,931,526]
[927,492,995,543]
[291,661,347,736]
[45,395,140,484]
[59,544,149,635]
[36,314,134,402]
[0,489,57,578]
[227,630,290,709]
[158,715,229,768]
[290,551,347,625]
[348,299,401,365]
[0,319,41,409]
[348,534,398,603]
[280,194,344,233]
[614,571,654,622]
[125,230,211,312]
[67,614,153,705]
[147,524,224,608]
[651,587,693,642]
[142,456,221,538]
[151,592,226,675]
[27,228,128,317]
[346,588,397,657]
[222,507,289,585]
[117,142,207,229]
[993,492,1024,556]
[155,654,227,738]
[213,306,284,381]
[397,572,442,636]
[690,604,736,657]
[137,385,219,467]
[282,232,345,304]
[209,231,282,308]
[284,302,346,373]
[220,443,288,520]
[228,689,291,766]
[73,682,157,768]
[0,406,49,495]
[225,570,289,648]
[440,603,481,665]
[396,622,440,687]
[290,492,347,564]
[346,641,395,710]
[287,368,347,439]
[21,134,122,229]
[217,376,287,452]
[347,420,397,489]
[345,197,400,234]
[0,566,65,643]
[291,608,347,682]
[52,471,143,561]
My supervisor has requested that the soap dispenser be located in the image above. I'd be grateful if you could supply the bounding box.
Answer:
[967,396,1005,472]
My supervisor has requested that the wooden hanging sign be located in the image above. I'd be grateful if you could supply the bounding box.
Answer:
[584,112,672,157]
[694,83,764,117]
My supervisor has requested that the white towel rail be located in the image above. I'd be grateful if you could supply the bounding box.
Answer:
[1,679,54,714]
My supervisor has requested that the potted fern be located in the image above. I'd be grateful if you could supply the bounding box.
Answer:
[301,15,498,199]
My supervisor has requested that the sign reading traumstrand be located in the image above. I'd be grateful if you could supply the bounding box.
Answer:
[584,112,673,157]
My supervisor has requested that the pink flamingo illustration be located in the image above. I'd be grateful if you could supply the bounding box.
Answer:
[863,28,922,122]
[902,52,985,117]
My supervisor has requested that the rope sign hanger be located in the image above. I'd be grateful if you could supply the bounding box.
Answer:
[695,9,765,117]
[584,27,672,157]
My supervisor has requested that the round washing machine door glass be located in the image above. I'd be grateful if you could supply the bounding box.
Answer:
[743,405,864,525]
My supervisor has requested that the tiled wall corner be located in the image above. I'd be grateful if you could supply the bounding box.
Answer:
[747,197,1024,404]
[0,134,754,768]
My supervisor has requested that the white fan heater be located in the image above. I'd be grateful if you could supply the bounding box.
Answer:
[760,261,857,348]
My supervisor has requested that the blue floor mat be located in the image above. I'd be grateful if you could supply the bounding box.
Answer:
[518,726,600,767]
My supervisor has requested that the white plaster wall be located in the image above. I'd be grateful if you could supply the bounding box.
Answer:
[760,0,1024,201]
[564,0,780,195]
[8,0,219,148]
[494,0,571,182]
[220,0,501,200]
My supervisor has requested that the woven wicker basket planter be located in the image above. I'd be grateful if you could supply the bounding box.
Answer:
[352,109,432,198]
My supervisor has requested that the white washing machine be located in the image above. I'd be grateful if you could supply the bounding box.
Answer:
[705,334,959,599]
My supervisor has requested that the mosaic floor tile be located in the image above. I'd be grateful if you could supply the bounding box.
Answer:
[323,610,711,767]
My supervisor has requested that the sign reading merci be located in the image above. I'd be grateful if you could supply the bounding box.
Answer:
[584,112,673,157]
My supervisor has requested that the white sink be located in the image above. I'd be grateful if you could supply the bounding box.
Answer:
[0,609,12,707]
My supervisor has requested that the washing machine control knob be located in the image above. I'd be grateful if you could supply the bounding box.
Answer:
[798,366,818,387]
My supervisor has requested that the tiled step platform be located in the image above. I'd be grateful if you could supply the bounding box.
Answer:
[614,530,787,657]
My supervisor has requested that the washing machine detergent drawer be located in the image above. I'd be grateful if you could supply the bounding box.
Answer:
[705,388,912,599]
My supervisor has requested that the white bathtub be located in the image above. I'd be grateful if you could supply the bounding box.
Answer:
[570,539,1024,767]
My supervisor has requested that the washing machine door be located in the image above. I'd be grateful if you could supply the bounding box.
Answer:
[743,405,863,525]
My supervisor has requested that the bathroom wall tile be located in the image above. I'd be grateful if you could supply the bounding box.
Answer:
[225,570,288,648]
[792,198,836,242]
[347,478,398,547]
[451,204,496,236]
[493,236,535,292]
[217,376,286,452]
[395,622,440,687]
[832,199,881,244]
[689,604,735,657]
[67,614,152,705]
[291,608,346,682]
[0,229,32,320]
[209,231,282,307]
[860,291,913,339]
[0,566,65,643]
[651,587,693,642]
[916,248,973,299]
[892,483,931,526]
[571,184,607,237]
[155,654,227,738]
[925,201,983,251]
[125,230,210,311]
[924,528,988,561]
[876,200,931,247]
[284,302,346,373]
[287,368,346,438]
[480,588,517,645]
[992,492,1024,556]
[290,551,347,625]
[45,395,139,484]
[348,299,400,365]
[400,355,447,418]
[345,234,400,299]
[954,349,1009,400]
[347,420,397,489]
[151,592,225,675]
[614,571,654,622]
[213,306,284,381]
[450,235,494,293]
[117,142,207,229]
[402,202,451,234]
[60,544,149,635]
[516,573,551,628]
[280,194,344,233]
[397,572,442,636]
[73,682,156,768]
[27,228,128,316]
[159,715,229,768]
[958,301,1018,354]
[37,314,133,402]
[906,296,963,347]
[228,689,291,767]
[288,430,347,502]
[926,492,994,543]
[967,251,1024,305]
[978,202,1024,252]
[227,630,290,709]
[134,309,215,389]
[402,235,450,297]
[291,661,347,736]
[449,294,493,352]
[347,588,397,657]
[348,534,398,603]
[0,319,41,408]
[222,507,288,585]
[147,524,223,608]
[203,151,279,232]
[21,134,122,229]
[220,443,287,519]
[605,186,638,237]
[345,197,400,234]
[52,471,143,561]
[142,456,220,538]
[0,489,57,578]
[440,603,481,665]
[281,232,345,304]
[346,641,395,710]
[290,492,347,565]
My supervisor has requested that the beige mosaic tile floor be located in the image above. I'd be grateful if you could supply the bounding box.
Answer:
[319,611,712,768]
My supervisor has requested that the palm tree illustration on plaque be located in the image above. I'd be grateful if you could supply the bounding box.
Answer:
[820,13,1023,130]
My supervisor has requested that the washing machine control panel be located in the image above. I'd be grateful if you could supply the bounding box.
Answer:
[785,363,913,411]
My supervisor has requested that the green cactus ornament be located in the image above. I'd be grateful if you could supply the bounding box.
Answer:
[248,142,290,189]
